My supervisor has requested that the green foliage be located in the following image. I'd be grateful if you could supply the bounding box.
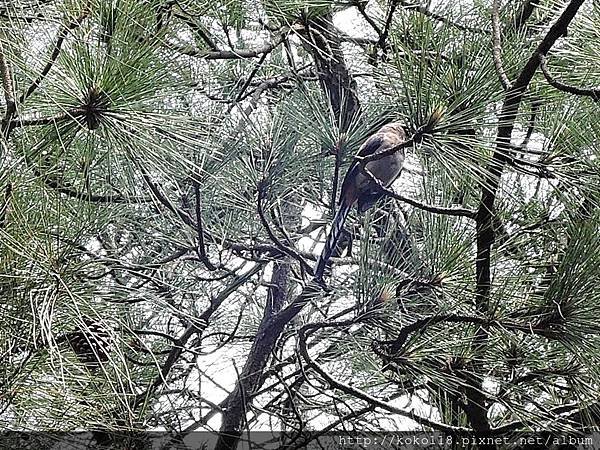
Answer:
[1,0,599,442]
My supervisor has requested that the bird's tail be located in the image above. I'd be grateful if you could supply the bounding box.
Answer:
[314,198,353,281]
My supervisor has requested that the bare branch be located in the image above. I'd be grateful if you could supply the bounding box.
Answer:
[492,0,512,90]
[477,0,586,314]
[351,0,383,37]
[474,0,585,435]
[512,0,541,32]
[173,12,219,51]
[0,181,12,229]
[235,51,269,102]
[0,40,16,136]
[30,163,148,204]
[193,180,217,271]
[378,0,400,57]
[363,166,476,218]
[141,172,196,228]
[167,32,289,60]
[131,264,262,410]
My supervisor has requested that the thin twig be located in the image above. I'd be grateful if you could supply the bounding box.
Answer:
[377,0,400,58]
[173,12,219,51]
[257,183,314,276]
[329,138,344,213]
[400,1,487,34]
[511,0,541,32]
[167,32,289,60]
[381,314,490,354]
[141,172,196,228]
[492,0,512,90]
[235,51,269,102]
[8,108,84,128]
[363,167,476,218]
[30,163,148,204]
[131,265,261,410]
[194,180,217,271]
[352,0,383,37]
[20,9,89,103]
[519,98,541,149]
[0,182,12,229]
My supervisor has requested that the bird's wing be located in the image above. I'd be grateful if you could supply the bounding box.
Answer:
[337,134,384,202]
[357,134,384,157]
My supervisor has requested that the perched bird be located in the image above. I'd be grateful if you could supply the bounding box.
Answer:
[314,122,407,281]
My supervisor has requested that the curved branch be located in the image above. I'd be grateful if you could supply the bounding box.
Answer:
[130,264,262,410]
[540,56,600,102]
[360,165,476,218]
[383,183,475,218]
[32,164,148,204]
[257,183,314,276]
[352,0,383,37]
[141,172,196,228]
[193,180,217,271]
[297,320,472,434]
[167,32,288,60]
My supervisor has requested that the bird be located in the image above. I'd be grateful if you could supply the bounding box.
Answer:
[314,122,407,281]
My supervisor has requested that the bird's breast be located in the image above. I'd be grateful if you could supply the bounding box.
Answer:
[360,152,404,188]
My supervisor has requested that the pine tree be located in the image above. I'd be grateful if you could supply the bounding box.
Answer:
[1,0,599,449]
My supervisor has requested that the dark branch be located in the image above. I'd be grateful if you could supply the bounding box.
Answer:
[540,56,600,102]
[363,165,476,218]
[474,1,585,436]
[141,172,196,228]
[257,182,314,276]
[194,180,217,271]
[512,0,541,32]
[32,165,148,204]
[167,32,289,60]
[131,265,262,410]
[297,320,472,434]
[20,9,88,103]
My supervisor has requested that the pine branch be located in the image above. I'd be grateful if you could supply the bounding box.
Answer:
[257,182,314,277]
[473,0,586,436]
[362,165,476,218]
[400,0,488,34]
[20,8,89,103]
[298,319,473,434]
[540,56,600,102]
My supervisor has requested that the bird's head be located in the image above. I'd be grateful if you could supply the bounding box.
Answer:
[380,121,407,138]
